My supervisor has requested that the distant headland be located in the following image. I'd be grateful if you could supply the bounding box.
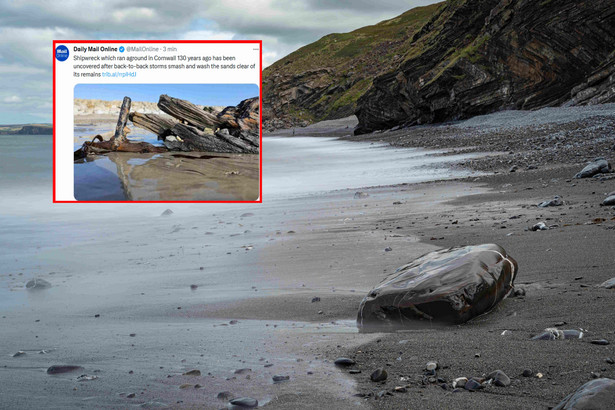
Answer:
[0,124,52,135]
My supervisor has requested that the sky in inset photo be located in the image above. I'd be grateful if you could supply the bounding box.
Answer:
[74,83,259,106]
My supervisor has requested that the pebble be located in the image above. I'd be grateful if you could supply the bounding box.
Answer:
[229,397,258,408]
[25,278,51,290]
[216,391,233,400]
[179,384,192,389]
[425,361,438,371]
[311,297,321,303]
[393,386,407,393]
[464,379,483,391]
[522,369,533,377]
[12,351,25,357]
[272,375,290,382]
[190,284,198,290]
[606,358,614,365]
[127,393,136,398]
[234,368,252,374]
[47,365,84,374]
[591,339,610,345]
[183,369,201,376]
[334,357,356,366]
[488,370,511,387]
[370,368,388,382]
[384,247,393,252]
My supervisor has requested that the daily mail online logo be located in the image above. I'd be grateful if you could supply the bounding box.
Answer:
[55,45,69,61]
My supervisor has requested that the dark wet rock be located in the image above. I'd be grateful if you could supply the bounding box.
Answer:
[217,391,233,400]
[370,368,388,382]
[531,328,583,340]
[229,397,258,408]
[334,357,356,367]
[591,339,610,346]
[127,393,136,398]
[12,351,25,357]
[599,278,615,289]
[522,369,533,377]
[272,375,290,382]
[512,287,526,297]
[311,297,321,303]
[25,278,51,290]
[538,196,563,207]
[161,209,173,216]
[183,369,201,376]
[357,244,517,331]
[464,379,484,391]
[575,158,612,179]
[47,365,84,374]
[602,195,615,206]
[354,191,369,199]
[530,222,548,231]
[487,370,511,387]
[190,284,198,290]
[509,165,518,173]
[553,378,615,410]
[349,369,362,374]
[234,368,252,375]
[606,358,614,365]
[384,247,393,252]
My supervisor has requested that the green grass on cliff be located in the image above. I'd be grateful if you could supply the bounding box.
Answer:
[263,2,444,121]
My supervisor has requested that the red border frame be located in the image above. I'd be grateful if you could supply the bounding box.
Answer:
[53,40,262,204]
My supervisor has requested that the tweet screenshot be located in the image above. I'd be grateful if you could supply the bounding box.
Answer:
[53,40,262,202]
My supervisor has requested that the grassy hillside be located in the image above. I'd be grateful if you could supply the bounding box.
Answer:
[262,3,444,129]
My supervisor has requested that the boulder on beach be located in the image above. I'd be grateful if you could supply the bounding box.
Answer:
[538,195,563,207]
[553,378,615,410]
[357,244,518,331]
[602,195,615,206]
[25,278,51,290]
[574,158,612,179]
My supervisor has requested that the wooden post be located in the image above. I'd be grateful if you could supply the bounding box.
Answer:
[112,96,131,148]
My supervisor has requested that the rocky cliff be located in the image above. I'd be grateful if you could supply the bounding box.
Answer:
[354,0,615,133]
[262,3,442,130]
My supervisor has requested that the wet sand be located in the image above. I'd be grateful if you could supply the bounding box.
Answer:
[2,106,615,408]
[73,117,260,201]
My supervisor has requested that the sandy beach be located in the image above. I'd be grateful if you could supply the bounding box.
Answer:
[1,104,615,409]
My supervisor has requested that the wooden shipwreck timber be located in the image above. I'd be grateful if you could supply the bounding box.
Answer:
[74,94,259,160]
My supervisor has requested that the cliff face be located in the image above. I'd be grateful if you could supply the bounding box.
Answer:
[262,3,442,130]
[355,0,615,133]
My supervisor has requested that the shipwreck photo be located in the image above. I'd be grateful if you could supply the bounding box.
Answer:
[73,83,260,201]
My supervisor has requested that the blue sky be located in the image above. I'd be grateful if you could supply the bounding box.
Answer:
[0,0,439,124]
[74,84,259,107]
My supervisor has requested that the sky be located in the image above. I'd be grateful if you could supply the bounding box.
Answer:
[0,0,440,124]
[74,84,260,107]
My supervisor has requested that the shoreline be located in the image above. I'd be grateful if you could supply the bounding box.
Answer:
[1,105,614,408]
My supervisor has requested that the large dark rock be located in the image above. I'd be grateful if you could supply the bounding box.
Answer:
[575,158,612,179]
[357,244,518,331]
[354,0,615,134]
[553,378,615,409]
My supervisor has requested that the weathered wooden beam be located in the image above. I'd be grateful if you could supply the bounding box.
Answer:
[164,123,258,153]
[129,112,178,136]
[158,94,221,131]
[111,96,131,148]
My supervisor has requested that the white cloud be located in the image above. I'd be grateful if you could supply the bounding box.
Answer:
[0,0,440,123]
[3,95,22,103]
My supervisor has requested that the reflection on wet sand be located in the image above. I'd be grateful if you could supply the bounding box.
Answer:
[106,151,259,201]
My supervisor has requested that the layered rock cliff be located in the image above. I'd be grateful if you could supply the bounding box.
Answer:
[262,3,442,130]
[355,0,615,133]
